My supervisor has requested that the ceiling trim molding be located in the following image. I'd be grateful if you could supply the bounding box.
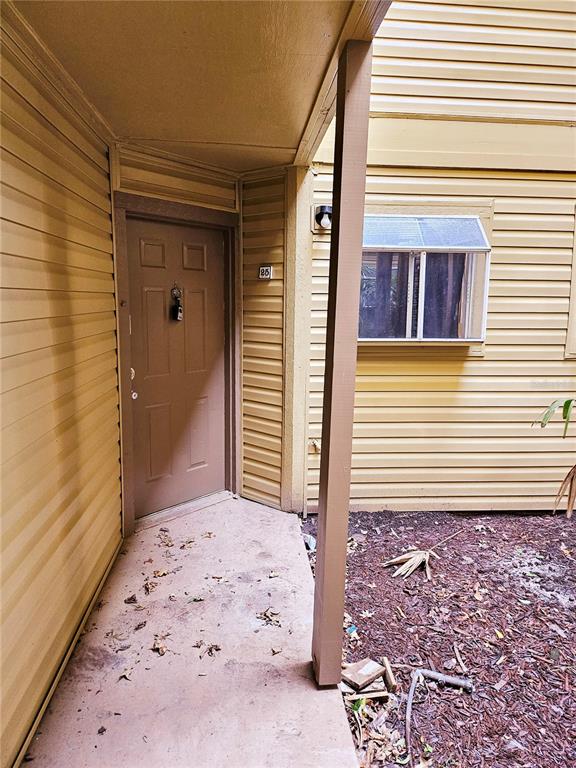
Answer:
[114,142,239,212]
[293,0,391,167]
[1,1,116,145]
[240,164,291,182]
[117,143,239,181]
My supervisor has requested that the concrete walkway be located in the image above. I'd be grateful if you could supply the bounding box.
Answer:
[27,497,357,768]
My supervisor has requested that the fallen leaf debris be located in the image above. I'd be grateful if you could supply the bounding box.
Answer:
[303,510,576,768]
[257,608,281,627]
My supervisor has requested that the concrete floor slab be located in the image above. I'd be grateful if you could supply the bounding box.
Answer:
[27,498,357,768]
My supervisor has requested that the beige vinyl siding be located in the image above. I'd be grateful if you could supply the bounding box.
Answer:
[0,17,121,768]
[307,0,576,513]
[308,165,576,511]
[373,0,576,123]
[115,144,238,212]
[241,175,286,507]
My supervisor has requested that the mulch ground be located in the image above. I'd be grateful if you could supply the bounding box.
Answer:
[303,511,576,768]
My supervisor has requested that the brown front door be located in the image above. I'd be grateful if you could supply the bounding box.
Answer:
[127,217,227,518]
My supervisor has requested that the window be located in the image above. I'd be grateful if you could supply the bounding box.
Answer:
[359,215,491,342]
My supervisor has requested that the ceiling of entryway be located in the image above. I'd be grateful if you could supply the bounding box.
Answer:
[15,0,374,172]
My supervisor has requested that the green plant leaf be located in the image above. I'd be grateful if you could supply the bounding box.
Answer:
[535,398,565,428]
[562,398,574,438]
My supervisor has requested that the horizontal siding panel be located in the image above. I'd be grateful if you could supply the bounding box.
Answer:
[0,24,121,768]
[0,253,115,293]
[372,57,576,86]
[347,422,570,438]
[1,219,114,273]
[378,20,576,51]
[308,391,575,410]
[374,37,576,68]
[1,121,110,210]
[242,401,283,424]
[388,3,576,32]
[242,371,283,391]
[244,459,281,483]
[2,183,113,253]
[2,442,120,578]
[0,288,115,322]
[2,377,118,464]
[242,385,283,407]
[242,356,283,377]
[308,452,574,469]
[403,0,575,12]
[242,473,281,506]
[370,2,576,126]
[345,482,562,498]
[0,47,108,169]
[371,76,576,104]
[0,88,110,192]
[1,150,112,228]
[242,427,282,454]
[0,313,116,358]
[243,311,283,329]
[243,444,282,468]
[2,397,119,501]
[1,351,117,428]
[370,94,576,122]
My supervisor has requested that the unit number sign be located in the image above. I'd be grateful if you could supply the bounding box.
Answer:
[258,265,273,280]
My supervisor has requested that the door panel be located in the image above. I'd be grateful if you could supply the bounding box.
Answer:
[127,218,226,518]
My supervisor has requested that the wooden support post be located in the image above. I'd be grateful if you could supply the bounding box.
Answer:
[312,39,372,687]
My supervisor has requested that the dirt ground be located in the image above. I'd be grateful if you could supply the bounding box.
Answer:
[303,511,576,768]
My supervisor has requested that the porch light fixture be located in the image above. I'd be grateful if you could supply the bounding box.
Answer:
[314,205,332,230]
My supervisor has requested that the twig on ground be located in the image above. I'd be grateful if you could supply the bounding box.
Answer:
[453,642,469,674]
[405,667,473,766]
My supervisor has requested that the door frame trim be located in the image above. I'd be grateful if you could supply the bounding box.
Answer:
[113,192,241,535]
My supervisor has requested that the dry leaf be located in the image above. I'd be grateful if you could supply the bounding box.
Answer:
[144,580,158,594]
[153,569,168,578]
[151,635,169,655]
[257,608,281,627]
[157,531,174,547]
[554,464,576,519]
[199,643,221,658]
[383,549,439,581]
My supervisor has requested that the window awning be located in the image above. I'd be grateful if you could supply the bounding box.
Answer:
[363,215,490,251]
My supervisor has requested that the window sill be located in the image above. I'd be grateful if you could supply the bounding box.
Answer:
[357,339,486,356]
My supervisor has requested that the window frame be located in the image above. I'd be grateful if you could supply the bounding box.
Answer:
[358,203,494,347]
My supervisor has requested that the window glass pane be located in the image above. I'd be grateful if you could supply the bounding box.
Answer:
[423,253,467,338]
[418,218,488,249]
[359,252,410,338]
[363,216,489,250]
